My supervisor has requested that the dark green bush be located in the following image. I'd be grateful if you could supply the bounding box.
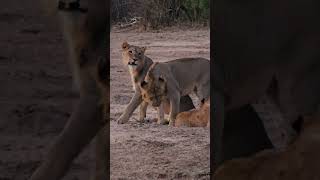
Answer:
[183,0,209,22]
[111,0,209,28]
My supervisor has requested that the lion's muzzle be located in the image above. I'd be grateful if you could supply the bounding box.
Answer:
[128,58,138,66]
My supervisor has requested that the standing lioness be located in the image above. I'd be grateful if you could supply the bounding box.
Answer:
[117,41,195,124]
[140,58,210,126]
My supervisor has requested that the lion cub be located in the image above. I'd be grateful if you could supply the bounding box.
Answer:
[140,58,210,126]
[175,98,210,127]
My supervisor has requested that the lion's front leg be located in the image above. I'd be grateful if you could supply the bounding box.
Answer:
[157,103,167,124]
[94,124,108,180]
[29,91,103,180]
[168,94,180,126]
[139,101,148,122]
[117,92,142,124]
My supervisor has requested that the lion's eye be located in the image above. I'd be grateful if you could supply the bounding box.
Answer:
[129,50,132,54]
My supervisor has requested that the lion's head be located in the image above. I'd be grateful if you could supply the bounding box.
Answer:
[140,72,167,107]
[200,98,210,109]
[121,41,147,71]
[200,98,210,121]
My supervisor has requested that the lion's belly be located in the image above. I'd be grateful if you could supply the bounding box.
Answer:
[180,84,196,96]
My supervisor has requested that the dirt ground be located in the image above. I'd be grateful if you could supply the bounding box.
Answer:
[0,0,209,179]
[110,29,210,179]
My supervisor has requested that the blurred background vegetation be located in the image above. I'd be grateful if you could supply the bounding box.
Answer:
[111,0,209,30]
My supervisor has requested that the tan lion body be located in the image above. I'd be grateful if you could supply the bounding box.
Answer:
[140,58,210,126]
[30,0,108,179]
[175,99,210,127]
[117,42,195,124]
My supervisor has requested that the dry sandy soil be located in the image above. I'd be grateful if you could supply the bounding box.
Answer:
[110,29,210,179]
[0,0,209,179]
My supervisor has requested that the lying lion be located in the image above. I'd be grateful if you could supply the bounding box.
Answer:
[175,98,210,127]
[214,113,320,180]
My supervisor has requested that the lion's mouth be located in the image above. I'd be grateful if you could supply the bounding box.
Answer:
[128,61,137,66]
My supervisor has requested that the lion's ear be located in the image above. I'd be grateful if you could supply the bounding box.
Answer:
[122,41,129,50]
[140,81,148,89]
